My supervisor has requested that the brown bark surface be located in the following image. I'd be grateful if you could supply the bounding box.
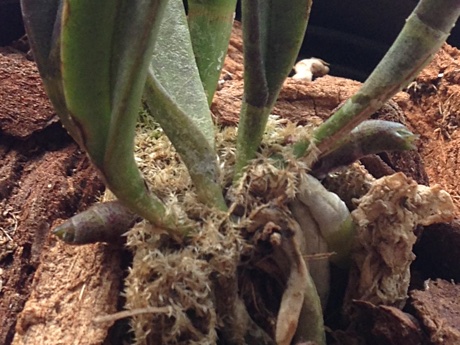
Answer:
[0,49,122,345]
[411,279,460,345]
[1,22,459,344]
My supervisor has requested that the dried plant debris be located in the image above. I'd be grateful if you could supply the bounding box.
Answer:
[233,162,328,345]
[289,198,330,309]
[120,116,455,344]
[124,122,286,344]
[125,216,242,344]
[345,173,455,312]
[322,162,375,211]
[289,172,353,309]
[123,118,322,344]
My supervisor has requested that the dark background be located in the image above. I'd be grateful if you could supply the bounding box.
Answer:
[1,0,459,81]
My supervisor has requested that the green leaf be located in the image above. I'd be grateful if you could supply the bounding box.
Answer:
[149,0,215,147]
[234,0,312,178]
[20,0,61,72]
[295,0,460,162]
[144,0,226,209]
[20,0,84,145]
[23,0,189,234]
[310,120,418,178]
[60,0,116,164]
[188,0,237,105]
[101,0,183,227]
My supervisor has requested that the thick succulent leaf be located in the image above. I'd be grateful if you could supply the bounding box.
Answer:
[187,0,237,105]
[20,0,61,72]
[235,0,312,177]
[60,0,116,164]
[295,0,460,161]
[100,0,183,224]
[262,1,313,106]
[310,120,418,178]
[20,0,83,144]
[107,0,168,156]
[144,0,225,209]
[241,0,313,105]
[149,0,215,147]
[22,0,185,233]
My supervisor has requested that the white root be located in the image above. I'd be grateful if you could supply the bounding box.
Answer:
[296,173,350,241]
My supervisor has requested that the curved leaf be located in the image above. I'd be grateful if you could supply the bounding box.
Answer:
[24,0,185,234]
[295,0,460,161]
[20,0,84,145]
[144,0,226,209]
[310,120,418,178]
[60,0,116,163]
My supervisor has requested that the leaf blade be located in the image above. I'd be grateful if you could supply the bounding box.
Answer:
[144,0,225,209]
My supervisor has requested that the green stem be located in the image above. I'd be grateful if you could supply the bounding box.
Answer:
[294,0,460,162]
[234,102,271,179]
[187,0,237,105]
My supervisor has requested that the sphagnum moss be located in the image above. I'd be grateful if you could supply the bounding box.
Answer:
[122,115,454,344]
[123,117,309,344]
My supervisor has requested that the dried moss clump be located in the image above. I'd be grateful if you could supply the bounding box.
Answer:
[121,117,455,344]
[124,118,314,344]
[345,173,455,311]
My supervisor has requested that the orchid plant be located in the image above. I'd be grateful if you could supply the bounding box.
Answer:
[20,0,460,343]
